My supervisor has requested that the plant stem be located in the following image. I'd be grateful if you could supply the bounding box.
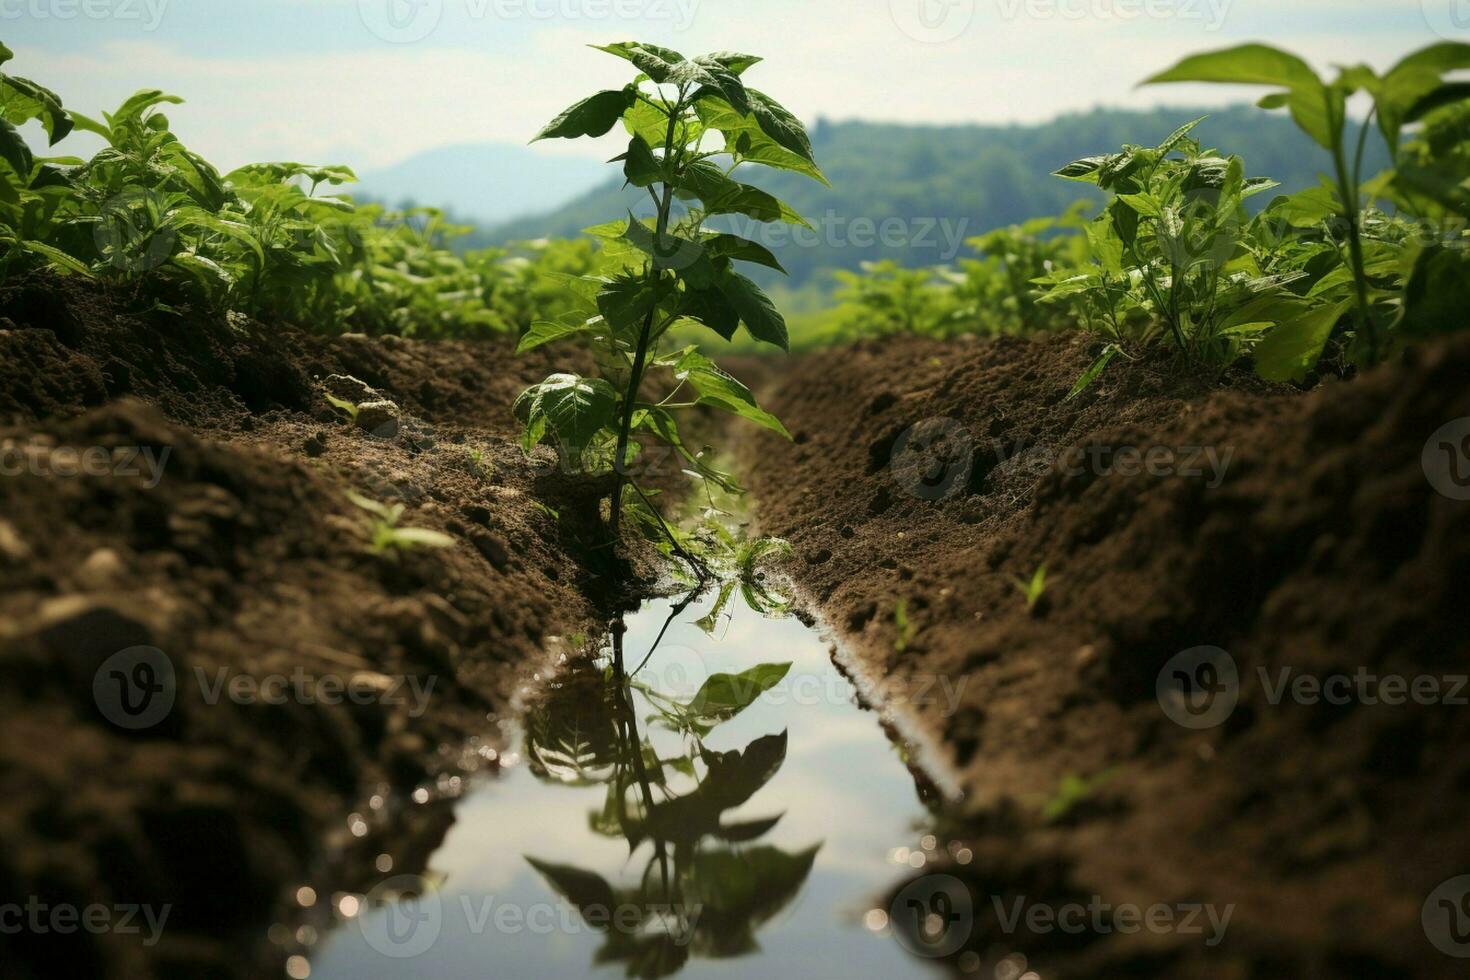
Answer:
[607,90,685,555]
[1328,95,1376,362]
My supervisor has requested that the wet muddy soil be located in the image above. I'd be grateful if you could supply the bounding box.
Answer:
[744,331,1470,978]
[5,270,1470,979]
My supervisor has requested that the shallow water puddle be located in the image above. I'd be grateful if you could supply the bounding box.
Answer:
[313,591,950,978]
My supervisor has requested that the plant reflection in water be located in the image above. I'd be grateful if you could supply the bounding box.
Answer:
[523,588,819,977]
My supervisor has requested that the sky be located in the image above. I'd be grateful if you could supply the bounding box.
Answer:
[3,0,1457,172]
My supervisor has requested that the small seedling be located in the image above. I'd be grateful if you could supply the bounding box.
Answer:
[894,598,916,653]
[1009,564,1048,610]
[466,446,494,479]
[324,393,360,422]
[1042,770,1114,823]
[347,491,454,554]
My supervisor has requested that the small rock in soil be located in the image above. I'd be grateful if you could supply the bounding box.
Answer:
[356,400,401,439]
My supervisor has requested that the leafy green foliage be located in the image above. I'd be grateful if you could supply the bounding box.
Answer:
[1145,40,1470,365]
[516,41,821,561]
[0,53,589,338]
[805,41,1470,387]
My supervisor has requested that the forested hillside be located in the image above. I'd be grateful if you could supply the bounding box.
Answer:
[484,104,1388,292]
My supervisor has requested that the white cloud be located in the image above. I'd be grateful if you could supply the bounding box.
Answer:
[7,0,1439,171]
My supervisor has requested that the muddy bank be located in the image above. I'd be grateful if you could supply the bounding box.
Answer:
[0,274,646,978]
[744,332,1470,978]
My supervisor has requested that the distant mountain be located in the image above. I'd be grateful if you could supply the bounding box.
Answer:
[482,105,1389,292]
[350,143,606,226]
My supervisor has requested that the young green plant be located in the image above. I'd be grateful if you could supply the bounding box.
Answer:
[515,42,824,567]
[1143,41,1470,365]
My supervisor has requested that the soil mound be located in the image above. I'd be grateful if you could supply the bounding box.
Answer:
[746,332,1470,978]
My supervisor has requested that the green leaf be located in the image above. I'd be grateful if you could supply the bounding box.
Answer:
[1156,116,1207,156]
[1117,192,1163,218]
[681,285,740,341]
[672,62,750,116]
[1398,244,1470,337]
[692,97,828,184]
[591,41,686,82]
[174,207,265,266]
[680,161,810,227]
[1065,344,1121,401]
[719,270,789,350]
[513,373,621,460]
[1143,43,1320,90]
[673,348,790,438]
[20,240,92,277]
[0,117,33,177]
[686,663,792,723]
[698,51,763,75]
[703,232,786,274]
[1253,300,1351,382]
[745,89,816,164]
[533,88,637,142]
[597,274,660,336]
[621,213,715,284]
[1053,156,1108,182]
[618,134,664,187]
[517,317,595,353]
[0,73,74,144]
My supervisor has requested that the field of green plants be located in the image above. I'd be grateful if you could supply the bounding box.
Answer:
[5,37,1470,542]
[807,43,1470,391]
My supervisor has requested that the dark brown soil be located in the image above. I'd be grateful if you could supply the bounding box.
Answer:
[743,331,1470,979]
[0,273,648,978]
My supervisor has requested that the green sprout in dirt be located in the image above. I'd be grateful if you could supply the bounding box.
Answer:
[514,41,824,570]
[323,393,361,422]
[1010,563,1048,610]
[893,597,915,653]
[347,491,454,555]
[1042,770,1115,824]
